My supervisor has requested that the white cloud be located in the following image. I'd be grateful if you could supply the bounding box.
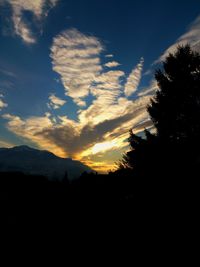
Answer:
[50,28,103,106]
[2,0,59,44]
[104,61,120,68]
[105,54,113,58]
[74,98,86,107]
[12,14,36,44]
[91,140,118,155]
[124,57,144,97]
[137,79,158,97]
[156,15,200,63]
[48,94,66,109]
[143,69,152,76]
[0,99,8,110]
[0,94,8,111]
[81,70,125,125]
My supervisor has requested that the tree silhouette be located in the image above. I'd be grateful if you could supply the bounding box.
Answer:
[149,45,200,144]
[121,45,200,178]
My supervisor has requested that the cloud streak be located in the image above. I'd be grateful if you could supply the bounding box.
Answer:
[156,15,200,63]
[1,0,59,43]
[0,94,8,111]
[137,79,158,97]
[124,57,144,97]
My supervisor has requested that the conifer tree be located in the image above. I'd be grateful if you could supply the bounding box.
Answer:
[121,45,200,176]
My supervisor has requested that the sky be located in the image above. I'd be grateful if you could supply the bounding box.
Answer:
[0,0,200,172]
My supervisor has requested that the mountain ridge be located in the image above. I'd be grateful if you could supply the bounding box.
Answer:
[0,145,93,180]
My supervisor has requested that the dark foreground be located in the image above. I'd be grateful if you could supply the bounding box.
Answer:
[1,171,198,235]
[1,172,132,228]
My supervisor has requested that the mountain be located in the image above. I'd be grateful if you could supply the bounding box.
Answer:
[0,145,93,180]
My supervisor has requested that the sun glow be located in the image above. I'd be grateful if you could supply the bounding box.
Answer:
[91,140,117,154]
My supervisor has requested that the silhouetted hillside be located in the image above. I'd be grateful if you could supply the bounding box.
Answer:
[0,145,93,180]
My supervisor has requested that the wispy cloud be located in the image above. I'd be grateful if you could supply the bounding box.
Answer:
[1,0,59,44]
[48,94,66,109]
[156,15,200,63]
[105,54,113,58]
[0,68,16,78]
[0,99,8,110]
[104,61,120,68]
[0,94,8,111]
[12,14,36,44]
[137,79,158,97]
[0,140,14,148]
[124,57,144,97]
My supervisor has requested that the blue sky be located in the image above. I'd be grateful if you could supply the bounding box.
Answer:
[0,0,200,172]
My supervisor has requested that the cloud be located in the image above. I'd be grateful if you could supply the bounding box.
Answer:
[2,94,151,164]
[74,98,86,107]
[156,15,200,63]
[143,69,152,76]
[0,68,16,78]
[50,28,103,106]
[0,94,8,111]
[12,14,36,44]
[3,14,200,171]
[137,79,158,97]
[124,57,144,97]
[0,140,14,148]
[76,70,126,131]
[0,99,8,110]
[1,0,59,44]
[105,54,114,58]
[91,140,118,155]
[3,28,152,172]
[2,113,67,157]
[104,61,120,68]
[48,94,66,109]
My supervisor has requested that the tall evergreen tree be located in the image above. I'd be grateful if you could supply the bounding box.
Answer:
[148,45,200,145]
[121,45,200,177]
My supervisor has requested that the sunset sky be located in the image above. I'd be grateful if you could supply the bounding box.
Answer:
[0,0,200,172]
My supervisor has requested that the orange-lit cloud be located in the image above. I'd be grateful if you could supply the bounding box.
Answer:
[48,94,66,109]
[2,28,153,172]
[104,61,121,68]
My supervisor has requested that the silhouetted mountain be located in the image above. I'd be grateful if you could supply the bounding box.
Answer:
[0,145,92,180]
